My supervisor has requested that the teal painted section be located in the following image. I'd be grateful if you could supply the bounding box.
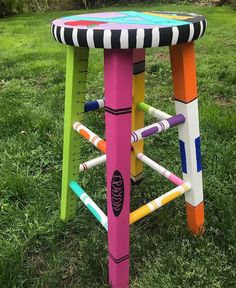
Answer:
[70,181,84,197]
[123,11,189,25]
[87,204,102,222]
[69,181,108,231]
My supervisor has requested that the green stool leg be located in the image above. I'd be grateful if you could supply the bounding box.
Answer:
[61,46,89,220]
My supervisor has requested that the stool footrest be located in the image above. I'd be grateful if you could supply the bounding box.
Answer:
[137,102,172,120]
[84,99,105,112]
[137,153,184,186]
[131,114,185,143]
[70,181,108,230]
[130,182,191,224]
[80,155,106,172]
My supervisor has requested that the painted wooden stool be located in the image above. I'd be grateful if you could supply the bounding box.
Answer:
[51,11,207,288]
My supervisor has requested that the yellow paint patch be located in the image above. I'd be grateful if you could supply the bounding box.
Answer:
[131,69,145,178]
[161,191,182,206]
[130,205,151,224]
[144,12,193,20]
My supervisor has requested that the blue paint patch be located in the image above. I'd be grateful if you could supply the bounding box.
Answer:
[179,140,187,173]
[195,136,202,172]
[84,100,99,112]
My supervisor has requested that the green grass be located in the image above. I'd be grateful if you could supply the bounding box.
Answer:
[0,4,236,288]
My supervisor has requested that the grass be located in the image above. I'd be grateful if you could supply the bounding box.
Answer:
[0,3,236,288]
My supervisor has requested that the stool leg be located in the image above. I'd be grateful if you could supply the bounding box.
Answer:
[61,47,89,220]
[131,49,145,184]
[104,49,133,288]
[169,42,204,235]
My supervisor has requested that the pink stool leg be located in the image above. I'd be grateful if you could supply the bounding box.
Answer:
[104,49,133,288]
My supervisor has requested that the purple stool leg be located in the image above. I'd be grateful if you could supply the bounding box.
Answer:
[104,49,133,288]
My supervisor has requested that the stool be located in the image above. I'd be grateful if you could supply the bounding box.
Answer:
[51,11,207,288]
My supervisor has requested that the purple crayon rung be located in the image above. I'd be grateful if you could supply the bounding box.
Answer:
[131,114,185,143]
[167,113,185,127]
[141,126,158,138]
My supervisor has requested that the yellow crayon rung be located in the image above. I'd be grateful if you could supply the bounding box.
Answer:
[130,182,191,225]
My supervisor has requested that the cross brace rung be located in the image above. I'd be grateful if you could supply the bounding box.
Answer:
[130,182,191,225]
[84,99,104,112]
[137,102,172,120]
[137,153,184,186]
[70,181,108,230]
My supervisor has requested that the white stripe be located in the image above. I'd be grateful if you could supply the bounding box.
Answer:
[60,27,66,44]
[188,23,194,42]
[72,28,79,46]
[199,21,204,38]
[87,29,95,48]
[151,28,160,47]
[162,169,171,178]
[97,99,105,108]
[120,29,129,49]
[171,26,179,45]
[147,203,155,212]
[162,119,170,130]
[54,25,58,42]
[136,29,145,48]
[103,29,112,48]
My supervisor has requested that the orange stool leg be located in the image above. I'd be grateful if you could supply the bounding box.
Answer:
[169,42,204,235]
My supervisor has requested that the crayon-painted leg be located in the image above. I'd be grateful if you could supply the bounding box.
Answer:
[104,49,133,288]
[169,42,204,235]
[131,49,145,185]
[61,47,89,220]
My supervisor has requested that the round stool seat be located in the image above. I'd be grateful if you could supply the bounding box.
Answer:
[52,11,206,49]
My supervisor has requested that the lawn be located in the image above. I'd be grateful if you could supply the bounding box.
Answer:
[0,3,236,288]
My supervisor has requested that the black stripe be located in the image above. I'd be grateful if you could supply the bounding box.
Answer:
[64,28,74,46]
[105,109,131,115]
[192,22,200,41]
[78,29,88,47]
[56,26,62,43]
[159,27,173,47]
[105,106,131,112]
[94,30,104,48]
[177,24,190,44]
[133,61,145,74]
[201,19,207,37]
[52,25,56,41]
[143,29,152,47]
[111,30,121,49]
[108,252,129,264]
[175,96,198,105]
[128,29,137,48]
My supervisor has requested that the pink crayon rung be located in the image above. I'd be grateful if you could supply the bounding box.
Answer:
[137,153,184,186]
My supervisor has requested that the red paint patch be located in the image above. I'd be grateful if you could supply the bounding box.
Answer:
[64,20,107,27]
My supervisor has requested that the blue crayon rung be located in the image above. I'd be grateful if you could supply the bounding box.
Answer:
[84,99,105,112]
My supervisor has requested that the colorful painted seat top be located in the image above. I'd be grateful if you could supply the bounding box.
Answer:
[51,11,207,49]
